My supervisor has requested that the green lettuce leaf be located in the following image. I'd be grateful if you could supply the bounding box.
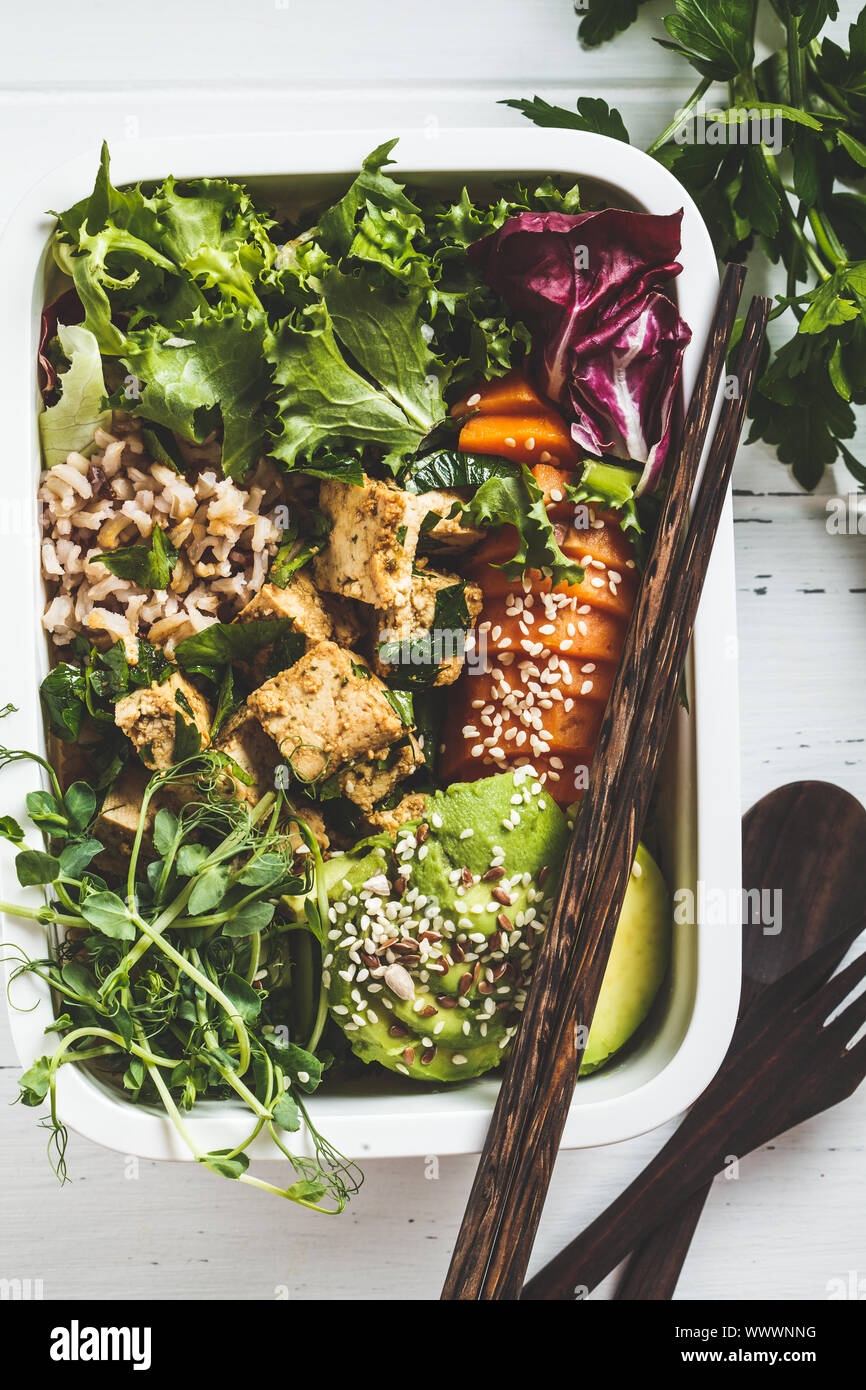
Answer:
[267,303,429,469]
[323,267,444,432]
[422,188,532,393]
[121,309,273,480]
[317,139,428,288]
[53,146,279,353]
[53,145,184,353]
[462,466,585,587]
[567,460,643,536]
[151,173,276,312]
[38,323,111,467]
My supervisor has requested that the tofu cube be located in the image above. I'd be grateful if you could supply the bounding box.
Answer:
[366,791,430,836]
[214,704,280,807]
[374,568,483,687]
[236,574,362,650]
[246,640,404,783]
[313,475,425,608]
[414,489,485,549]
[285,802,330,854]
[115,671,212,770]
[94,765,157,872]
[338,740,422,813]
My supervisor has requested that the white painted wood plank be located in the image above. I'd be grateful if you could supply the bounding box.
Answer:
[0,0,856,90]
[0,0,686,89]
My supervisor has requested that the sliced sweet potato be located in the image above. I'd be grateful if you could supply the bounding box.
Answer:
[450,367,551,419]
[444,507,637,804]
[472,590,628,664]
[465,553,636,622]
[530,462,575,510]
[457,413,582,470]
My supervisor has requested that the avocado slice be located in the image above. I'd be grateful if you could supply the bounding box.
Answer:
[578,841,670,1073]
[299,769,669,1082]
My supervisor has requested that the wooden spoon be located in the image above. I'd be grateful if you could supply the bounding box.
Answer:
[614,780,866,1299]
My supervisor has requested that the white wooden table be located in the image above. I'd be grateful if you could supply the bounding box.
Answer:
[1,0,864,1302]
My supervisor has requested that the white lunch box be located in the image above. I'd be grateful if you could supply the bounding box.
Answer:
[0,127,740,1161]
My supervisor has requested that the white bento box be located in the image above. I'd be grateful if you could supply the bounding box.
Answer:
[0,128,741,1162]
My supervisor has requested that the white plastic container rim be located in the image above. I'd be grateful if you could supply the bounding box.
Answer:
[0,127,741,1162]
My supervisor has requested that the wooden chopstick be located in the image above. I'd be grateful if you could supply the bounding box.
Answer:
[441,264,752,1301]
[477,295,772,1299]
[442,265,747,1300]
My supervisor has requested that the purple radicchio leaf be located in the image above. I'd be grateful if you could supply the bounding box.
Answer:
[38,288,84,399]
[568,289,692,495]
[467,208,692,493]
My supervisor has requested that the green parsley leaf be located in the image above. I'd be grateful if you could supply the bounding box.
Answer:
[93,522,178,590]
[577,0,653,46]
[657,0,757,81]
[501,95,630,143]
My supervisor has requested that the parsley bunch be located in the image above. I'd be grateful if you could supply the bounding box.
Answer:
[507,0,866,489]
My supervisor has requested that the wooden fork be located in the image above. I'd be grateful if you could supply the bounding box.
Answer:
[522,914,866,1300]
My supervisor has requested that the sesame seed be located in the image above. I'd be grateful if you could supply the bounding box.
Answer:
[466,392,481,406]
[459,828,474,840]
[539,450,552,463]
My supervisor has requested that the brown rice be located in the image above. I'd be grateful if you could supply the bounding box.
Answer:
[39,414,286,656]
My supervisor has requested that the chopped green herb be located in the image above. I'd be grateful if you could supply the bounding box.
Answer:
[93,523,178,590]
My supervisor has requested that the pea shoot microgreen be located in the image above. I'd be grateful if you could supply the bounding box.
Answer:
[0,743,362,1213]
